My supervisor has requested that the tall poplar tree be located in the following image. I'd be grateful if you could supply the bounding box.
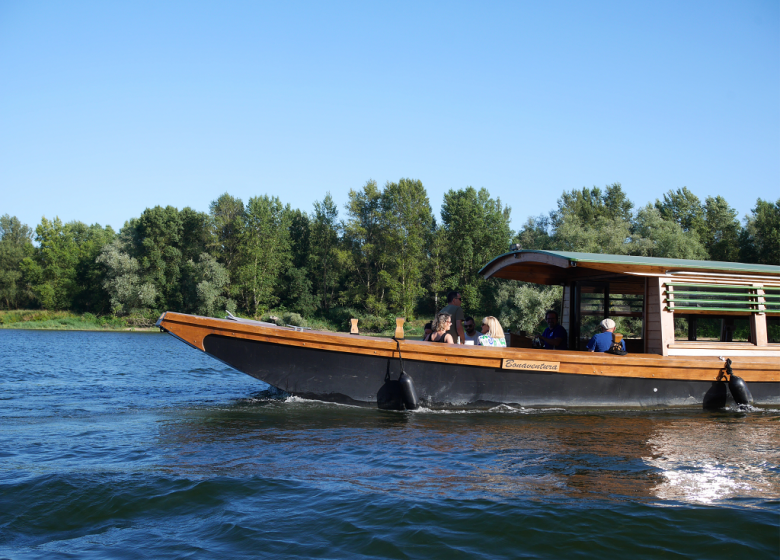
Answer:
[0,215,34,309]
[309,194,340,314]
[236,195,292,316]
[741,198,780,265]
[379,178,434,318]
[343,180,387,315]
[702,195,741,262]
[209,193,245,277]
[441,187,512,315]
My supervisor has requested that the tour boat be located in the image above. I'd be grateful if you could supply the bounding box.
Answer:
[157,250,780,409]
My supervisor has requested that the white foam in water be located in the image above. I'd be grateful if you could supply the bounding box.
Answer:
[725,404,763,413]
[283,395,362,408]
[409,405,568,414]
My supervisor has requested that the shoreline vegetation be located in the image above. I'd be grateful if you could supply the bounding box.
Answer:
[0,310,159,331]
[0,309,429,338]
[1,182,778,339]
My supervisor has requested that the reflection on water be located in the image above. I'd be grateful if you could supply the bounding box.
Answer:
[156,398,780,507]
[645,414,780,505]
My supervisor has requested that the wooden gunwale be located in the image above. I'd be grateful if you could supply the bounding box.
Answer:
[159,313,779,383]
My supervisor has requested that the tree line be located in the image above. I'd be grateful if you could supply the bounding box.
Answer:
[0,181,778,332]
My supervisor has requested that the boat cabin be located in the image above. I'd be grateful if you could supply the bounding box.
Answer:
[479,250,780,357]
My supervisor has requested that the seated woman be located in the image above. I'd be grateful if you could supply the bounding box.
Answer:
[477,316,507,347]
[424,313,454,343]
[586,318,626,352]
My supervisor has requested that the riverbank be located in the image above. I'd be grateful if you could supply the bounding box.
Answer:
[0,309,429,337]
[0,310,157,331]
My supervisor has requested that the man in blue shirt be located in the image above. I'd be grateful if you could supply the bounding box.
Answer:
[586,318,626,352]
[540,310,568,350]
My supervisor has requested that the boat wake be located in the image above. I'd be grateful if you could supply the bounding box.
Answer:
[408,404,568,415]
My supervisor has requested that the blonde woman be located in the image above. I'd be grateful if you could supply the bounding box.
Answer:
[424,313,455,344]
[477,316,506,347]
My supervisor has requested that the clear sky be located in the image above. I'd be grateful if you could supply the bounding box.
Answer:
[1,0,778,235]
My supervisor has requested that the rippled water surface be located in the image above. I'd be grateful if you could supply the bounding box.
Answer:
[1,330,778,559]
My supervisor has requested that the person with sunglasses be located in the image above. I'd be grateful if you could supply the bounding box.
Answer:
[438,290,465,344]
[423,313,455,343]
[462,316,481,345]
[477,316,507,347]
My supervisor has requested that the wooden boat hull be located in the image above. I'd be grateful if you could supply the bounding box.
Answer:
[157,312,780,409]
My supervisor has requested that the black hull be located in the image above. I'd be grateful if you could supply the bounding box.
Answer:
[202,334,778,409]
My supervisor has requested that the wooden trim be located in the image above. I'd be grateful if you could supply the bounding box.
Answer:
[659,277,675,356]
[666,309,760,316]
[625,272,780,287]
[756,286,767,314]
[158,312,780,384]
[667,342,776,350]
[751,312,768,347]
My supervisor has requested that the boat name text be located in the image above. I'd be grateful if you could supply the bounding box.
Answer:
[502,359,560,372]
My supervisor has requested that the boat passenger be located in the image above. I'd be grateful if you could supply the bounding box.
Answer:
[462,316,481,345]
[539,310,568,350]
[423,321,433,339]
[477,316,507,347]
[424,313,455,344]
[586,318,626,352]
[439,290,465,344]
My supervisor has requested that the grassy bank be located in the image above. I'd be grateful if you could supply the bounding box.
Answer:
[0,309,428,337]
[0,310,158,331]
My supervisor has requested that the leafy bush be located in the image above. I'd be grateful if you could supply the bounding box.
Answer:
[494,281,562,335]
[356,314,390,332]
[281,312,306,327]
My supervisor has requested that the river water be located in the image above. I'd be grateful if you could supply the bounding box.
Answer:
[0,329,778,559]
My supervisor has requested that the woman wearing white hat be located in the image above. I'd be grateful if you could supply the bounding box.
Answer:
[586,318,626,353]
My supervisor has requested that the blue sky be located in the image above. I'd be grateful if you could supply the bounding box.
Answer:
[1,0,778,234]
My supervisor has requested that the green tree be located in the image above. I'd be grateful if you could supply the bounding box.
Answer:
[123,205,210,312]
[515,215,553,250]
[441,186,512,315]
[281,208,316,317]
[209,193,245,276]
[69,221,116,313]
[540,183,635,254]
[236,195,292,316]
[702,195,741,262]
[342,180,387,315]
[654,187,706,239]
[379,178,434,318]
[0,215,34,309]
[554,213,633,254]
[188,252,236,317]
[96,241,157,316]
[19,217,77,309]
[631,205,708,259]
[740,198,780,265]
[309,194,341,314]
[424,223,451,314]
[18,217,113,310]
[128,206,185,311]
[494,281,562,335]
[552,183,633,230]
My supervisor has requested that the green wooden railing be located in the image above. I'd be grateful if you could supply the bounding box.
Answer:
[664,283,780,314]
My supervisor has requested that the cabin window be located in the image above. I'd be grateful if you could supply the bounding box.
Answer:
[575,282,644,350]
[768,317,780,344]
[674,315,751,342]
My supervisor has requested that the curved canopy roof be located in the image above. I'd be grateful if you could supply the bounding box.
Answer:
[479,250,780,286]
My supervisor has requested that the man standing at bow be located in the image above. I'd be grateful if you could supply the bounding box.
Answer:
[439,290,466,344]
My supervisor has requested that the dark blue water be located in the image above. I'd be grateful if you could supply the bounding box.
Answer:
[1,330,778,559]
